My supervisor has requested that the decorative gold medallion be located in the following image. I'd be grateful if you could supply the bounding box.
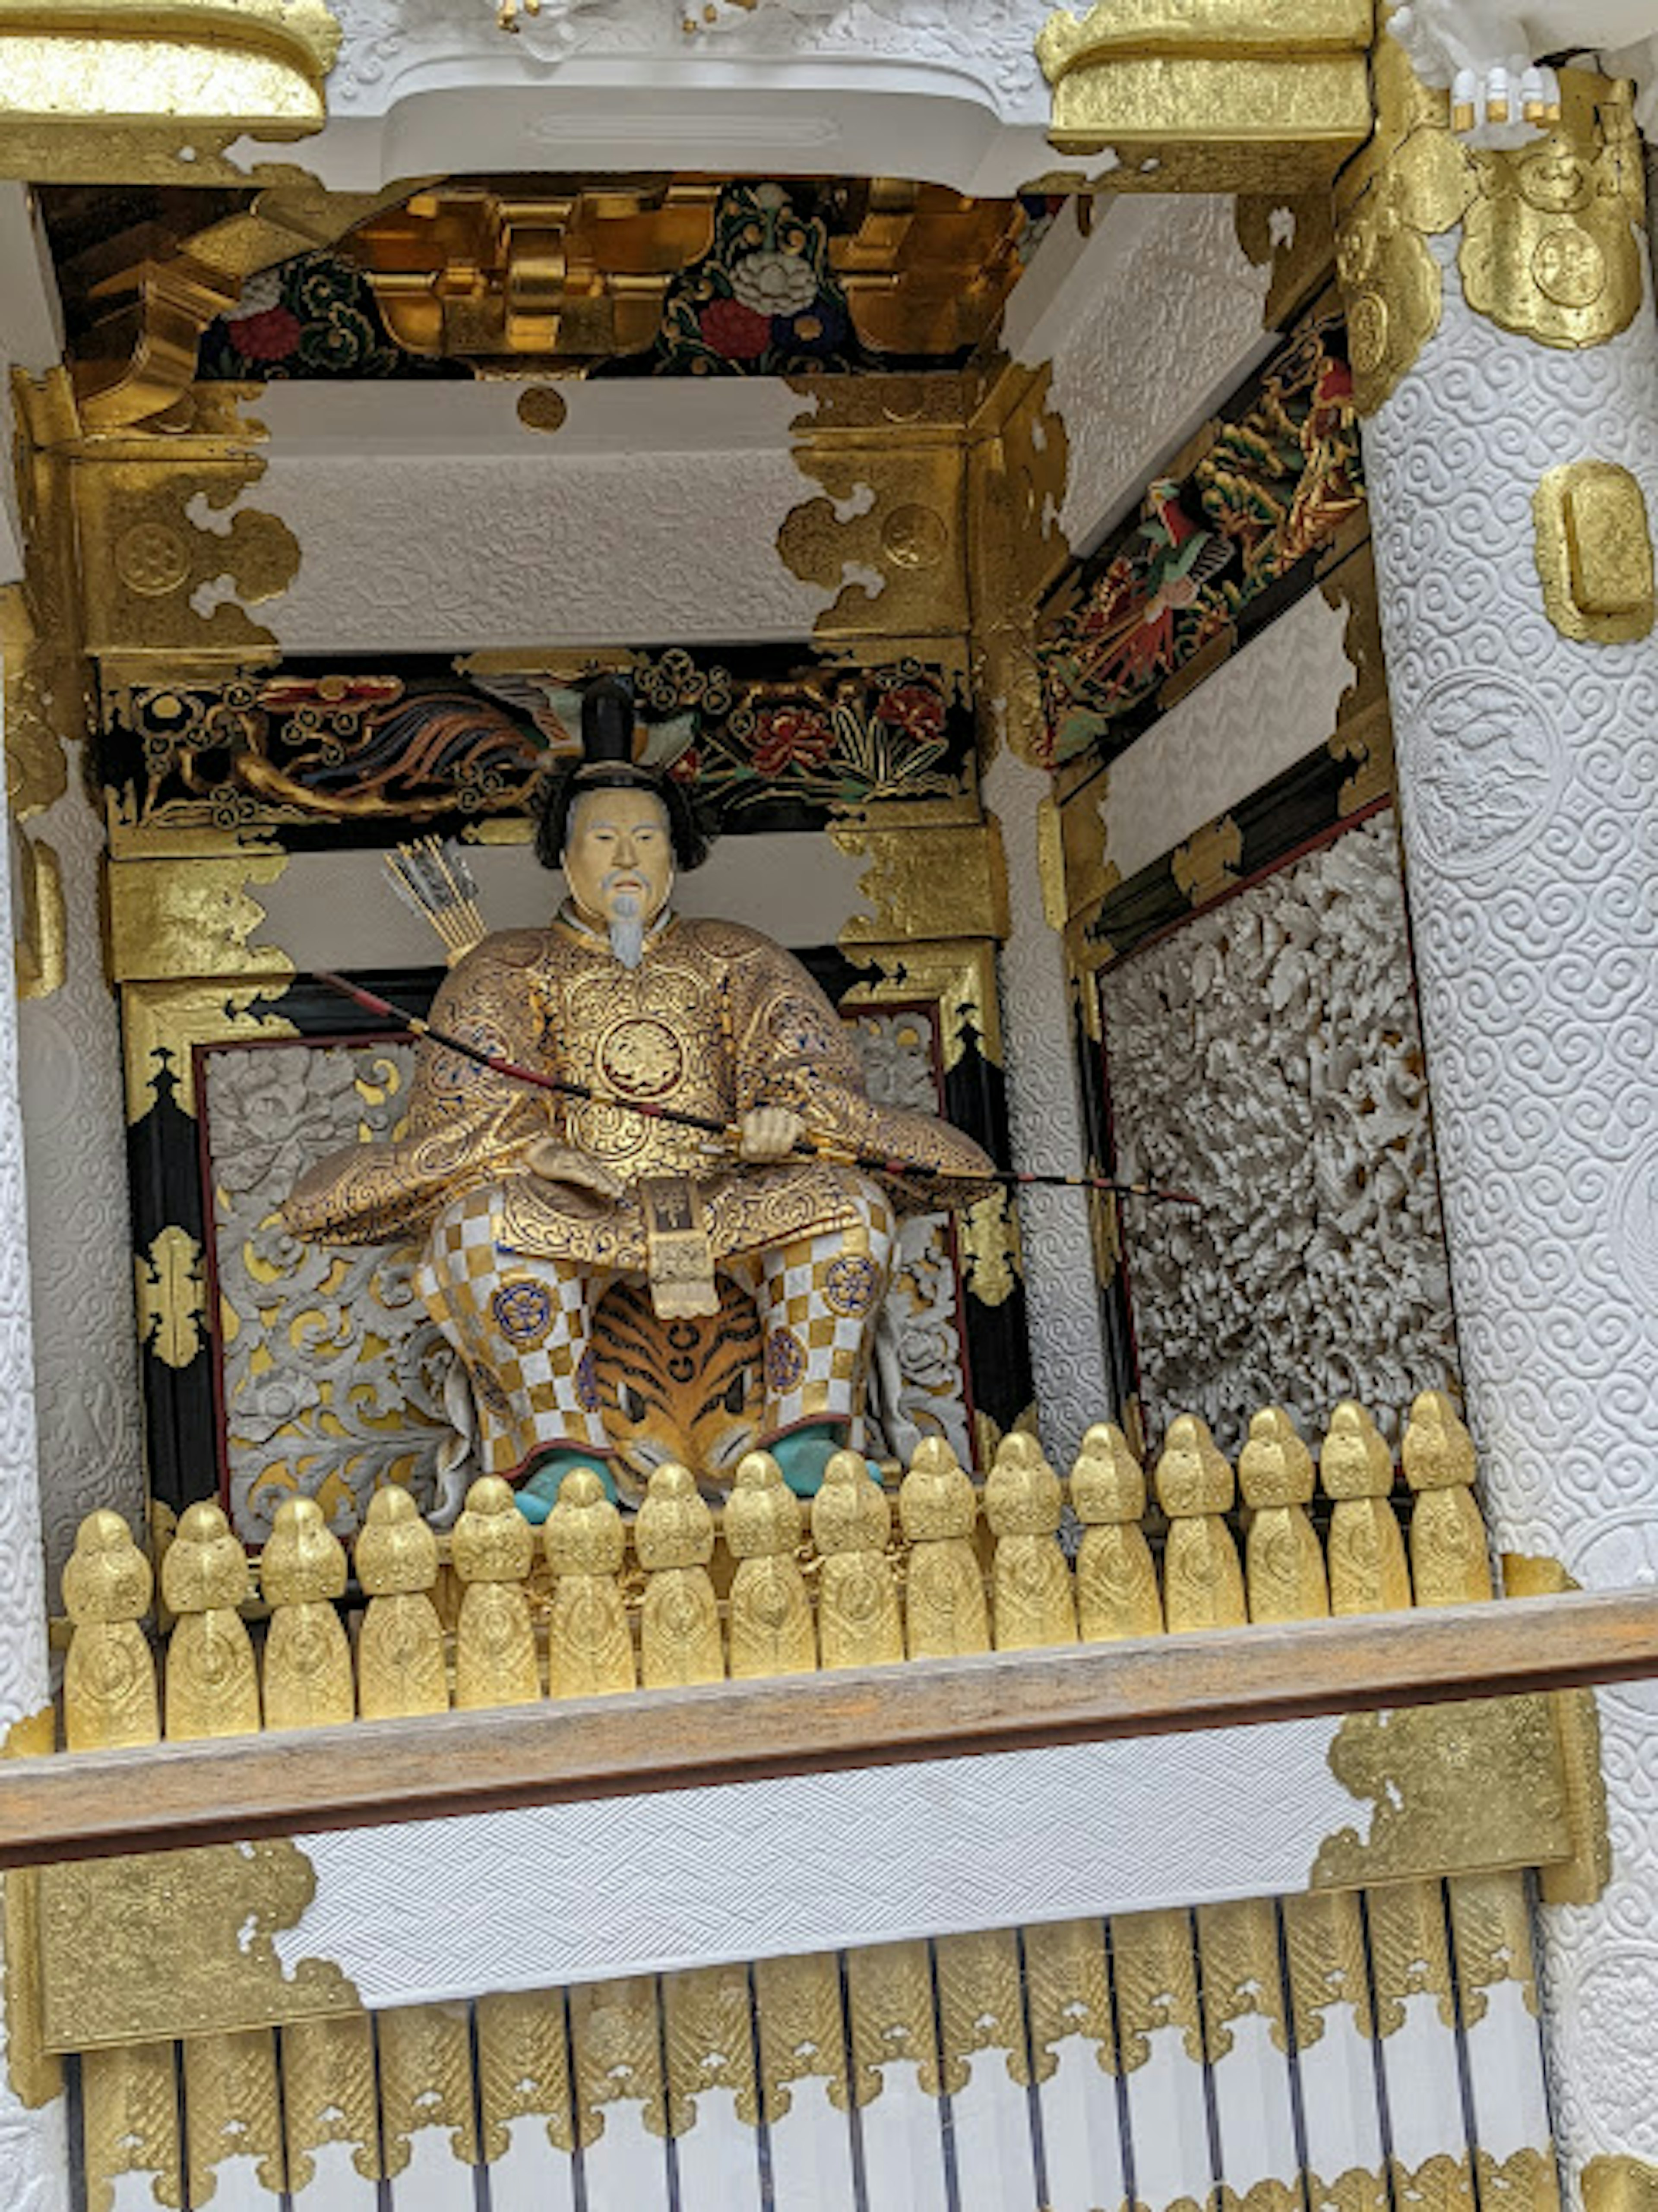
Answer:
[1534,460,1656,645]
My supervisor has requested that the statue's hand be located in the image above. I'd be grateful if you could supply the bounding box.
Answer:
[520,1133,624,1203]
[737,1105,807,1163]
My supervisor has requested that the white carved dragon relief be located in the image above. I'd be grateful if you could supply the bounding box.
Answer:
[329,0,1047,109]
[1385,0,1658,140]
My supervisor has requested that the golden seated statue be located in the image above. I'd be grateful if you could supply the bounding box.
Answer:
[285,677,993,1512]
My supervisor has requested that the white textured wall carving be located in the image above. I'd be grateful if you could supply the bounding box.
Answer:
[313,0,1054,193]
[18,758,146,1598]
[1363,243,1658,2194]
[984,748,1107,1465]
[327,0,1052,107]
[252,385,843,654]
[0,688,73,2208]
[329,0,1048,107]
[1103,588,1355,886]
[278,1718,1359,2007]
[1099,811,1456,1459]
[1035,196,1274,557]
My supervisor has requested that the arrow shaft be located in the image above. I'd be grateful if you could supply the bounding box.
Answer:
[312,971,1199,1208]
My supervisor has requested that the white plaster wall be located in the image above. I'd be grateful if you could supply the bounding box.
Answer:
[248,382,853,652]
[18,761,147,1600]
[252,829,869,971]
[1101,586,1355,886]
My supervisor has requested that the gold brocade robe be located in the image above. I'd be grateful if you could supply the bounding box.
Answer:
[285,911,994,1268]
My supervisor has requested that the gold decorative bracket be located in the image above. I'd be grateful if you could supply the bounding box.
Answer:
[0,0,340,178]
[1534,460,1655,646]
[1585,2159,1658,2212]
[76,186,417,431]
[1037,0,1375,191]
[350,181,723,366]
[38,1840,360,2051]
[1336,47,1646,415]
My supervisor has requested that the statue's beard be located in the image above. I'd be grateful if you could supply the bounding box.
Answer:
[608,889,646,970]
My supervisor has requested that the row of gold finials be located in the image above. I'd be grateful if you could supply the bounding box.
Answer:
[57,1389,1489,1747]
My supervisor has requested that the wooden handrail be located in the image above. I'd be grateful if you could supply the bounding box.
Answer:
[1,1588,1653,1870]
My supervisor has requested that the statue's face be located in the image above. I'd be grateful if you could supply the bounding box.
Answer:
[563,785,674,929]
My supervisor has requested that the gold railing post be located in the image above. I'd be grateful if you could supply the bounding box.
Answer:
[162,1502,285,2206]
[262,1499,380,2205]
[62,1512,180,2212]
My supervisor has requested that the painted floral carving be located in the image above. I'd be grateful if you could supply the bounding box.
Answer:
[730,241,820,317]
[107,651,972,834]
[650,180,869,374]
[752,704,838,775]
[200,254,463,382]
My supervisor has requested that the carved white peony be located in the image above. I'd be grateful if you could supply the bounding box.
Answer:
[729,246,820,316]
[1386,0,1658,139]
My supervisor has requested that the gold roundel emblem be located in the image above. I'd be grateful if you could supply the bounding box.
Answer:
[114,521,191,597]
[1532,227,1605,310]
[598,1016,684,1098]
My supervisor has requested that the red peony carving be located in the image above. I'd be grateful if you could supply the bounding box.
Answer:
[700,296,773,362]
[752,705,836,775]
[225,305,304,363]
[876,683,946,743]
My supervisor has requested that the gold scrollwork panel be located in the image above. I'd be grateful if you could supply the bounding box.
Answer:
[38,1842,359,2053]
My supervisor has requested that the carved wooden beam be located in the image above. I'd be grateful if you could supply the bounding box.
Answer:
[0,1587,1653,1870]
